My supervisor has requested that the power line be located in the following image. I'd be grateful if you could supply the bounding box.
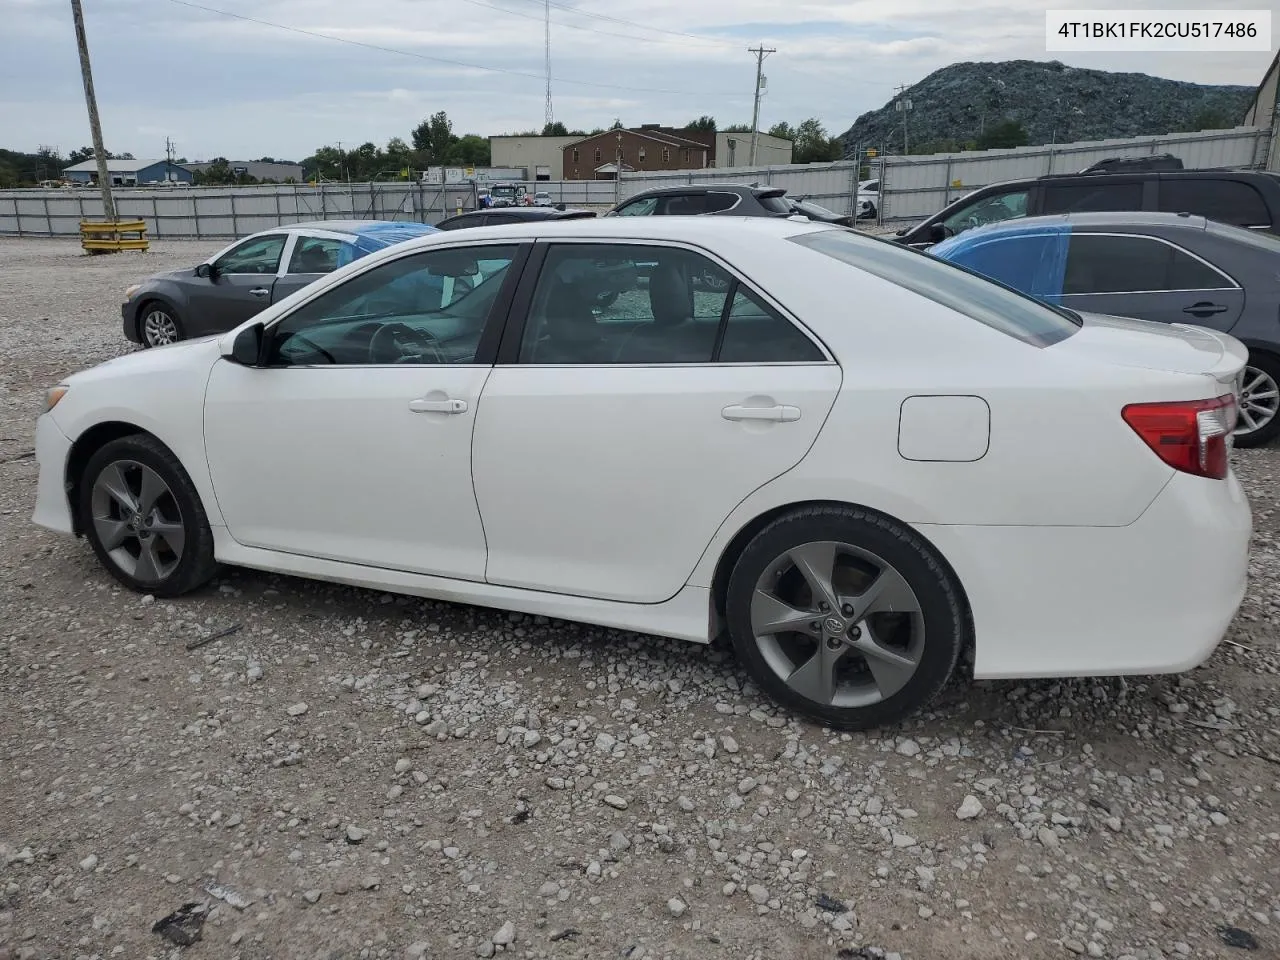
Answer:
[502,0,741,48]
[160,0,739,96]
[449,0,728,48]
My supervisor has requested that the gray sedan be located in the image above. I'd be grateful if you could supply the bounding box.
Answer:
[121,219,440,347]
[931,211,1280,445]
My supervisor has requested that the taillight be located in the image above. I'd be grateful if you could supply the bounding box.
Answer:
[1122,394,1237,480]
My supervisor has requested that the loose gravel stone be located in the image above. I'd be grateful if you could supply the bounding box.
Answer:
[956,795,984,820]
[286,702,309,716]
[667,898,687,917]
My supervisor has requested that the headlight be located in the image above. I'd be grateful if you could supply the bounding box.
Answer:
[44,385,69,413]
[124,284,141,299]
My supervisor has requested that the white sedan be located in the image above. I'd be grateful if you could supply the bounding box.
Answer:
[32,217,1251,729]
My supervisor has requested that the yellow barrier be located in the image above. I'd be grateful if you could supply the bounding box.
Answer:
[80,219,149,253]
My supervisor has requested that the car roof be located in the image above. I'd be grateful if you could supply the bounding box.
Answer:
[622,183,782,197]
[395,214,833,247]
[447,208,592,219]
[948,210,1213,239]
[283,219,437,237]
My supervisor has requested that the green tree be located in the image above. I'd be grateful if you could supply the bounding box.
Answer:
[722,123,752,133]
[686,115,716,132]
[385,137,414,176]
[542,121,569,136]
[767,121,796,141]
[448,134,491,166]
[609,118,624,130]
[975,120,1029,150]
[792,118,843,163]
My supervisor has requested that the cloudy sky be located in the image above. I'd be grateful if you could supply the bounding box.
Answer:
[0,0,1273,162]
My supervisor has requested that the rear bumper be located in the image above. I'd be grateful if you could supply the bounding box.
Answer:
[919,469,1251,679]
[32,414,75,535]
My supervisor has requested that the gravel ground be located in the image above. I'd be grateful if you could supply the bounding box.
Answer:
[1,236,1278,960]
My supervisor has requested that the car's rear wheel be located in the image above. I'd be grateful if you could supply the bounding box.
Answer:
[79,435,217,597]
[139,302,184,348]
[725,505,966,730]
[1234,354,1280,447]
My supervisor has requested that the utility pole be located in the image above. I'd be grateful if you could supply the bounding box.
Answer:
[748,44,775,167]
[543,0,554,127]
[164,135,175,182]
[894,84,913,155]
[70,0,115,220]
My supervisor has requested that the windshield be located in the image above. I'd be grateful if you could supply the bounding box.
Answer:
[790,227,1081,347]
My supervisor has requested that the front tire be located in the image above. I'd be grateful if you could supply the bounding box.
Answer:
[725,505,966,730]
[139,302,184,348]
[1234,354,1280,448]
[78,435,218,597]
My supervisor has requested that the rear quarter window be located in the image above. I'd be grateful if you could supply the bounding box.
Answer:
[1158,179,1271,227]
[790,228,1081,347]
[755,194,793,214]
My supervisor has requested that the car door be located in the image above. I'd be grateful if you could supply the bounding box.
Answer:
[192,232,290,328]
[470,240,842,603]
[202,241,526,578]
[271,232,352,303]
[1055,232,1244,332]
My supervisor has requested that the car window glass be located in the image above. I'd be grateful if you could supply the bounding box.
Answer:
[941,190,1029,235]
[265,245,518,366]
[287,236,345,274]
[1041,181,1143,214]
[657,194,707,215]
[518,244,735,364]
[864,181,879,192]
[1063,234,1229,294]
[717,287,824,363]
[755,194,793,214]
[1158,179,1271,226]
[705,192,740,213]
[945,233,1063,295]
[484,213,521,225]
[792,228,1080,348]
[615,197,658,216]
[216,234,286,274]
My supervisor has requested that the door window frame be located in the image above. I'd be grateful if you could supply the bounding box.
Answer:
[242,239,534,369]
[493,238,835,367]
[208,230,294,277]
[1060,230,1240,297]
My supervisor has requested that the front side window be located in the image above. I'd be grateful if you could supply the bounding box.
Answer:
[1041,181,1143,214]
[793,228,1080,347]
[1063,234,1233,295]
[287,236,346,274]
[265,245,518,366]
[215,234,286,274]
[941,190,1029,235]
[517,243,822,365]
[614,197,658,216]
[1157,179,1271,227]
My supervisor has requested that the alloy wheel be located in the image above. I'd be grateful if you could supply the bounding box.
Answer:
[90,459,186,582]
[1236,364,1279,437]
[143,309,179,347]
[749,540,924,708]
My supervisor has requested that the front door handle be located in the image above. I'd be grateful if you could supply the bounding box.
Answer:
[249,287,270,298]
[1183,302,1228,317]
[409,397,468,414]
[722,403,801,422]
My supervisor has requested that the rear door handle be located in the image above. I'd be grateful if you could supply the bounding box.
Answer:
[722,403,801,422]
[1183,302,1228,317]
[249,287,270,297]
[409,397,467,414]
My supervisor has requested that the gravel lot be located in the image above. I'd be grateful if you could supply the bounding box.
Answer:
[1,236,1279,960]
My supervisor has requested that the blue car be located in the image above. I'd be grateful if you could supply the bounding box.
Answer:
[123,219,441,347]
[930,211,1280,445]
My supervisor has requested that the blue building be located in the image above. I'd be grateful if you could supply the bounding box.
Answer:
[62,158,193,186]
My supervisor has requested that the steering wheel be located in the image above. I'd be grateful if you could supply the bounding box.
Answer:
[368,322,446,365]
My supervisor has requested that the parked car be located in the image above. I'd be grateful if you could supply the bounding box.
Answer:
[787,197,857,227]
[930,210,1280,445]
[34,217,1250,730]
[533,191,554,207]
[893,169,1280,248]
[1079,153,1184,174]
[607,183,795,218]
[434,207,596,230]
[857,178,880,219]
[122,220,440,348]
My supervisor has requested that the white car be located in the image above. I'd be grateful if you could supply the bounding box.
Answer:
[857,178,879,218]
[32,217,1251,729]
[533,192,554,207]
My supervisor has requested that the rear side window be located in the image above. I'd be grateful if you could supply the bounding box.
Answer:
[755,193,793,214]
[1041,181,1144,213]
[1063,234,1233,294]
[705,192,740,213]
[1158,179,1271,227]
[791,228,1080,347]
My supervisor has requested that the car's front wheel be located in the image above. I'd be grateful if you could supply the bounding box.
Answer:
[139,302,184,348]
[1234,354,1280,448]
[725,505,966,730]
[79,434,218,596]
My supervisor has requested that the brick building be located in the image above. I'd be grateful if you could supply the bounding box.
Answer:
[563,127,711,180]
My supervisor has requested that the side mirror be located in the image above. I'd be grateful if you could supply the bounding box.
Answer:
[928,223,948,243]
[195,263,215,279]
[227,323,264,366]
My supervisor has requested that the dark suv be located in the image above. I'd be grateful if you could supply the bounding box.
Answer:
[894,169,1280,248]
[607,183,795,218]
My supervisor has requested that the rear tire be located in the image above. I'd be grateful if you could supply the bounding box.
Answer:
[1234,354,1280,448]
[725,505,966,730]
[78,434,218,597]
